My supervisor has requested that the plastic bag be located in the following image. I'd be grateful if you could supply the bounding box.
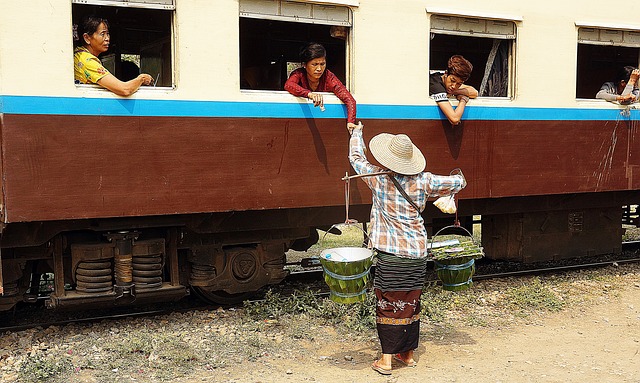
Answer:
[434,194,457,214]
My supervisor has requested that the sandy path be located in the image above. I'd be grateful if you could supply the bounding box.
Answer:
[195,284,640,383]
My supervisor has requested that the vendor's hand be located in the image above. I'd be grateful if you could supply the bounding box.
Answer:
[451,168,467,188]
[458,174,467,188]
[347,122,358,134]
[308,92,324,108]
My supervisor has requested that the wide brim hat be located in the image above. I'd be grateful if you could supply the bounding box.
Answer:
[369,133,426,175]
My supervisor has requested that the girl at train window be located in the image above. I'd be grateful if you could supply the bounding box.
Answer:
[284,42,358,132]
[429,55,478,125]
[595,66,640,105]
[74,16,154,97]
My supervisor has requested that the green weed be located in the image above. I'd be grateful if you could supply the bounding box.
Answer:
[18,354,73,383]
[420,286,476,324]
[244,288,376,333]
[505,278,565,317]
[307,225,367,257]
[96,330,202,381]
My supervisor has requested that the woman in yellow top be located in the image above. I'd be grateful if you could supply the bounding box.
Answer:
[74,17,154,96]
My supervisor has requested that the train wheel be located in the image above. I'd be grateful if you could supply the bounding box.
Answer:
[191,287,256,305]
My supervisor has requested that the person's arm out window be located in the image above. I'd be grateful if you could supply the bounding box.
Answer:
[284,69,311,98]
[429,73,469,125]
[596,82,620,102]
[325,70,357,125]
[434,98,468,125]
[97,73,153,97]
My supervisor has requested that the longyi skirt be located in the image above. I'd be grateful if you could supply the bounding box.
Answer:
[374,251,427,355]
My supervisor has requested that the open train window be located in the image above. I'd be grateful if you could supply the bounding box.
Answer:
[239,0,351,91]
[429,14,516,98]
[576,26,640,99]
[71,0,173,88]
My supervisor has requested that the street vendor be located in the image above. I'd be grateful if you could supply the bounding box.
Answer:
[347,122,466,375]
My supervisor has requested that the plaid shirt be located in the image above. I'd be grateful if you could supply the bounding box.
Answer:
[348,129,465,258]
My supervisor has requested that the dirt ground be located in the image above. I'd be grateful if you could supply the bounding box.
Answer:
[186,282,640,383]
[3,264,639,383]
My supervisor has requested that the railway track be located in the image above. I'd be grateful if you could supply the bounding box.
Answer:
[288,240,640,284]
[1,242,639,332]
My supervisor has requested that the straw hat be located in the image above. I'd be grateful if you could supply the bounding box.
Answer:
[369,133,426,175]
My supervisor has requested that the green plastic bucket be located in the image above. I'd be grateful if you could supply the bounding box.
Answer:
[429,224,484,292]
[319,247,374,304]
[434,256,476,291]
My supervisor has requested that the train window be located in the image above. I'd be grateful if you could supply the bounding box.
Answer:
[576,26,640,99]
[239,0,352,91]
[71,0,174,88]
[429,14,516,98]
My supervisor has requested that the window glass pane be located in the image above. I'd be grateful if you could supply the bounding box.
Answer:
[72,0,174,10]
[578,27,640,48]
[241,0,351,26]
[431,14,515,39]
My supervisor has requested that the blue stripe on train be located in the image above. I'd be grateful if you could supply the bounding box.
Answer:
[1,95,638,121]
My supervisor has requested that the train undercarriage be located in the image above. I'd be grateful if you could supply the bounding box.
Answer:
[0,209,318,312]
[0,192,638,313]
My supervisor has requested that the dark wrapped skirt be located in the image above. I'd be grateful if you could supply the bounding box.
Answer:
[374,251,427,355]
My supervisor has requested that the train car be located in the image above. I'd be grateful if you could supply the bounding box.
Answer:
[1,0,639,311]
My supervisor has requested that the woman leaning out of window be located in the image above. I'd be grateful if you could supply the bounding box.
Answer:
[74,16,154,96]
[284,42,358,132]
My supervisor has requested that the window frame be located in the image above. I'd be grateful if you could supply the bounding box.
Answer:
[239,0,353,93]
[239,0,352,26]
[427,9,520,99]
[289,0,359,7]
[576,21,640,47]
[575,22,640,100]
[71,0,175,11]
[72,0,176,91]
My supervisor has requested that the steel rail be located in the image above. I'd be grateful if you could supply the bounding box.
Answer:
[0,300,217,333]
[288,239,640,280]
[471,257,640,281]
[0,308,171,333]
[288,257,640,284]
